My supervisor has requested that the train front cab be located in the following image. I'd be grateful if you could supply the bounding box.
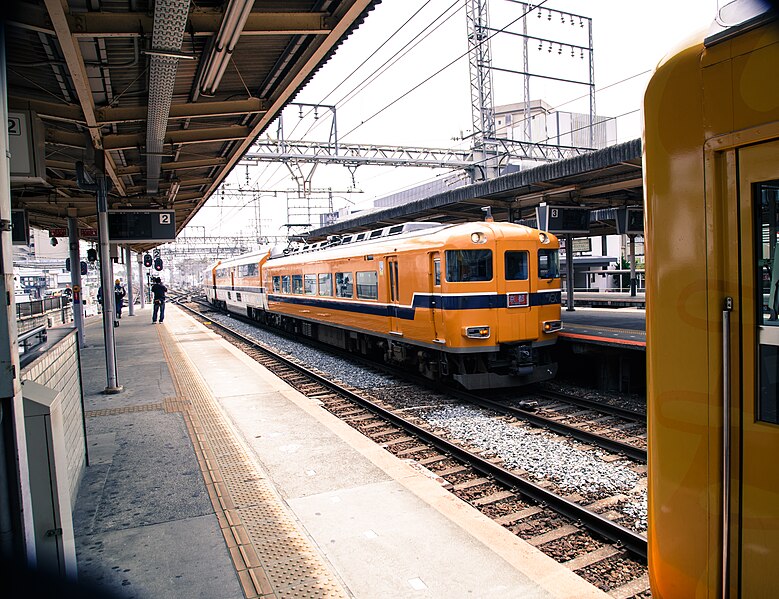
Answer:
[383,223,560,389]
[644,9,779,598]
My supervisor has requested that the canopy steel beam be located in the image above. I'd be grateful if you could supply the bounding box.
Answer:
[7,6,331,38]
[42,0,126,196]
[194,0,375,225]
[47,126,250,150]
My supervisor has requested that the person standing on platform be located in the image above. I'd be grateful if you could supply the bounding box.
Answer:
[151,277,167,323]
[114,279,126,326]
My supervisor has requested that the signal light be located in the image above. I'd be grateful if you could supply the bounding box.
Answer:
[143,253,152,267]
[153,257,163,271]
[65,257,71,271]
[80,261,88,275]
[87,248,97,263]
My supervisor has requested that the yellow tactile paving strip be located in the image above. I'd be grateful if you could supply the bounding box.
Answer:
[85,402,164,417]
[156,324,347,599]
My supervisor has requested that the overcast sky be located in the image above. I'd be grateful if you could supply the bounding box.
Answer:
[184,0,718,241]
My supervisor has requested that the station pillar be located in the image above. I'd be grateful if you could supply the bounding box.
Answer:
[125,246,134,316]
[565,234,575,312]
[629,234,637,297]
[0,25,36,565]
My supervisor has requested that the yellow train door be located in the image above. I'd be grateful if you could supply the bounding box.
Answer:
[734,140,779,597]
[386,256,400,336]
[429,252,445,343]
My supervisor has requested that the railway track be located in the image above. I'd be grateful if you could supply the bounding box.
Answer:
[177,300,650,597]
[189,296,648,463]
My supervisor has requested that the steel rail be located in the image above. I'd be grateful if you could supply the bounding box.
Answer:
[534,389,646,422]
[175,300,648,562]
[460,390,647,463]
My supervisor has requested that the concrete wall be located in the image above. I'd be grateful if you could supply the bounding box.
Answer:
[20,330,86,508]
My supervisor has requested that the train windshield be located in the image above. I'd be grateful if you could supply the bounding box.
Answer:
[538,249,559,279]
[505,251,529,280]
[445,250,493,282]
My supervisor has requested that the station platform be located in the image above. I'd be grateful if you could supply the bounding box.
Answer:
[569,292,645,309]
[74,304,609,598]
[560,307,646,350]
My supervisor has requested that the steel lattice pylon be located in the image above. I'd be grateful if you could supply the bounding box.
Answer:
[466,0,499,180]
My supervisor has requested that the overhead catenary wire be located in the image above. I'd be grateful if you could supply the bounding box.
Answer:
[340,0,552,139]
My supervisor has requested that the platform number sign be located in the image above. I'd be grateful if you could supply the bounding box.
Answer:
[615,207,644,235]
[535,204,591,235]
[107,210,176,242]
[8,116,21,136]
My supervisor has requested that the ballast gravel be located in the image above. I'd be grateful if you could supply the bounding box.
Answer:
[423,404,647,530]
[206,313,397,389]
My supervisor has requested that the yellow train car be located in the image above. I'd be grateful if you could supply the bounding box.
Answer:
[644,3,779,597]
[208,220,562,389]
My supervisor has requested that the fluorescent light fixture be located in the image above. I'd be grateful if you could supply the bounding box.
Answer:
[143,48,196,60]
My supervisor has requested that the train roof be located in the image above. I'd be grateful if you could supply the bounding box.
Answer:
[269,221,446,259]
[267,220,548,265]
[213,221,550,269]
[215,250,270,269]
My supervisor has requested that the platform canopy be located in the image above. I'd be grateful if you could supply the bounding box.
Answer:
[306,139,643,240]
[5,0,378,250]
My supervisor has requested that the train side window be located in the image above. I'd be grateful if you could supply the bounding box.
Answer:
[304,274,317,295]
[445,250,493,282]
[505,251,529,280]
[434,259,441,286]
[318,273,332,296]
[281,275,290,294]
[247,263,258,277]
[756,181,779,424]
[272,276,280,292]
[538,249,560,279]
[292,275,303,294]
[335,272,353,298]
[356,271,378,299]
[236,292,242,302]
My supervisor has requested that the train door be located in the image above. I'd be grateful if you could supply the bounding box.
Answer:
[731,140,779,597]
[386,256,400,335]
[429,252,445,342]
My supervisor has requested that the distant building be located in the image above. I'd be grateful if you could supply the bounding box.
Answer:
[495,100,617,150]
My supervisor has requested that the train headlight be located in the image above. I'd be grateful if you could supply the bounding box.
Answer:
[542,320,562,333]
[464,326,491,339]
[539,232,550,244]
[471,232,487,244]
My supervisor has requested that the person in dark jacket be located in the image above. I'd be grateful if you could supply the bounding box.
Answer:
[151,277,167,323]
[114,279,126,324]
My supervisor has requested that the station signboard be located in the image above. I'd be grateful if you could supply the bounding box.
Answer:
[535,204,591,235]
[107,210,176,242]
[615,207,644,235]
[11,209,29,245]
[48,227,98,239]
[9,111,47,185]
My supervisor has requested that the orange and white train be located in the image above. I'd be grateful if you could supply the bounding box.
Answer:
[204,220,562,389]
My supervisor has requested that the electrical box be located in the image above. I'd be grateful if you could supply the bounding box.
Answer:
[22,380,78,579]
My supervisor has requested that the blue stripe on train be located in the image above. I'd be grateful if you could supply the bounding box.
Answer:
[265,291,560,320]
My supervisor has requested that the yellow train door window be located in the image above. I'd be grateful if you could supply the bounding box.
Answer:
[736,140,779,597]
